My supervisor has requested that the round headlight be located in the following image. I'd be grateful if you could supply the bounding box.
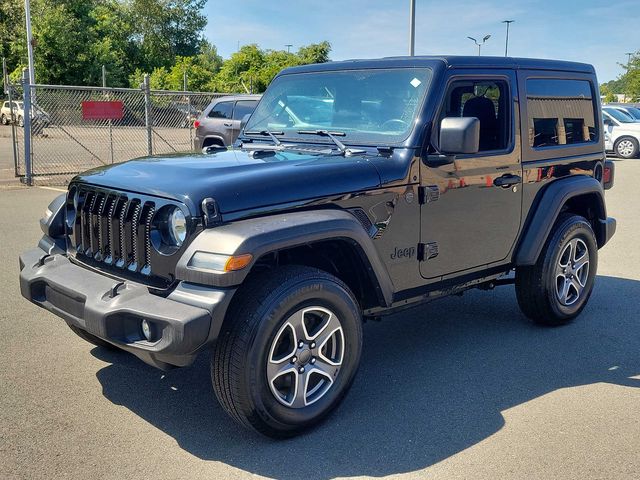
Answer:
[168,208,187,246]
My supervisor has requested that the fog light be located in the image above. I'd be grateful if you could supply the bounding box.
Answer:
[141,319,152,341]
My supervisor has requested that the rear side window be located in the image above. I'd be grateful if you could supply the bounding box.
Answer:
[526,79,597,148]
[208,101,233,119]
[232,100,258,120]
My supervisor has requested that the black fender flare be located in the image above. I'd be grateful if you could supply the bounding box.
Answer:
[515,175,609,266]
[175,209,394,307]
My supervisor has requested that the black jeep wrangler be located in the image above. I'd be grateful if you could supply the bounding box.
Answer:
[20,56,616,438]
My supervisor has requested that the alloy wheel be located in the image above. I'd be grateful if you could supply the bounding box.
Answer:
[267,306,344,408]
[555,238,589,306]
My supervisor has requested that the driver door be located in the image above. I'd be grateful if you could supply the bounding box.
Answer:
[419,71,522,279]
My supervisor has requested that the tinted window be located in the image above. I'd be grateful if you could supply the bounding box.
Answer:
[440,79,510,152]
[232,100,258,120]
[208,101,233,119]
[526,79,597,148]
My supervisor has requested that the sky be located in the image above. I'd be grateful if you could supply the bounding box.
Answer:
[203,0,639,83]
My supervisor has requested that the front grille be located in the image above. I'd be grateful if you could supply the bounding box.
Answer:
[66,184,192,289]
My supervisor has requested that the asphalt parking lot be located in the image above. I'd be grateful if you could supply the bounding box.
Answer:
[1,160,639,480]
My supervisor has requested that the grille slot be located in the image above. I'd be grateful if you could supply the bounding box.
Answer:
[73,188,155,277]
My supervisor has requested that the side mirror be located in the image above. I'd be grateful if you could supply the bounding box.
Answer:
[603,118,614,127]
[439,117,480,155]
[240,113,251,133]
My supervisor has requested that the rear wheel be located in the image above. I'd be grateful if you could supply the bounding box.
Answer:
[1,114,7,125]
[212,265,363,438]
[615,137,639,159]
[18,115,24,127]
[68,325,117,350]
[515,214,597,326]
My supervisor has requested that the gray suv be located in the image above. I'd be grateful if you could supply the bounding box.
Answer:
[194,94,261,149]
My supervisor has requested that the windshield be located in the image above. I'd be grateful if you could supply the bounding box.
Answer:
[244,68,432,145]
[604,107,635,123]
[622,106,640,120]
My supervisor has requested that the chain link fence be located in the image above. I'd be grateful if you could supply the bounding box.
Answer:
[7,75,228,185]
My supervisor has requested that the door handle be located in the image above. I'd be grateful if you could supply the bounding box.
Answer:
[493,174,522,188]
[223,122,232,127]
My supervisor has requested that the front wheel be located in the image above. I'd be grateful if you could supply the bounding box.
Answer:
[18,115,24,127]
[1,114,7,125]
[212,266,363,438]
[515,214,597,326]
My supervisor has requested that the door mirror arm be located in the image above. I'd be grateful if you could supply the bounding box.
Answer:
[424,153,456,166]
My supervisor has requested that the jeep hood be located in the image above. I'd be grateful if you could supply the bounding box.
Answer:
[73,148,382,215]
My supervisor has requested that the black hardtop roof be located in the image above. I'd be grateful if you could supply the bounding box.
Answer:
[280,56,595,75]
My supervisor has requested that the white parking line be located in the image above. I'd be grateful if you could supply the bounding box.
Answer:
[38,186,67,192]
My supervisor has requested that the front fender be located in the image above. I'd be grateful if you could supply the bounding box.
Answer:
[175,209,394,306]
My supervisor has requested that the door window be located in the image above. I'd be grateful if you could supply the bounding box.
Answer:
[232,100,258,120]
[440,79,510,152]
[208,101,233,119]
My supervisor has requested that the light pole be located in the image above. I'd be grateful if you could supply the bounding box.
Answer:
[502,20,514,57]
[409,0,416,56]
[467,35,491,56]
[285,44,293,54]
[626,52,633,68]
[24,0,36,85]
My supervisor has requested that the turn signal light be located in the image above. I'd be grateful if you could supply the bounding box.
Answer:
[188,252,253,272]
[224,254,253,272]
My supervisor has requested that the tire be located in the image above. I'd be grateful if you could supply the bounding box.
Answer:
[212,265,363,438]
[18,115,24,127]
[68,325,117,350]
[515,214,597,326]
[1,114,7,125]
[615,136,639,159]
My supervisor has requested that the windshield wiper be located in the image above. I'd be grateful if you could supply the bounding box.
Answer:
[244,129,284,147]
[297,130,365,156]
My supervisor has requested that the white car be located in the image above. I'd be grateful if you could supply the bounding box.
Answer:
[1,101,25,126]
[602,108,640,158]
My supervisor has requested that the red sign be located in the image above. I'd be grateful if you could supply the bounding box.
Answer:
[81,101,124,120]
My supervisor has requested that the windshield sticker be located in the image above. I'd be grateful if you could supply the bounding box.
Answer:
[410,78,422,88]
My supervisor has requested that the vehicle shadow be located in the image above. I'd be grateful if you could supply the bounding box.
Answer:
[92,275,640,479]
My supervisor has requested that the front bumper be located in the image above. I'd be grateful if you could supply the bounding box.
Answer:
[19,247,235,370]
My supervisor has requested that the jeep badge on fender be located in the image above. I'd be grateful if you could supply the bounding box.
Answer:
[19,56,616,438]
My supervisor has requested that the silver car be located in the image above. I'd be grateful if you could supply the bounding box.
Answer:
[194,94,261,149]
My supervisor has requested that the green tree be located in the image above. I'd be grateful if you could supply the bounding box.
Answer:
[297,41,331,64]
[0,0,26,76]
[602,50,640,101]
[128,0,207,72]
[213,42,332,93]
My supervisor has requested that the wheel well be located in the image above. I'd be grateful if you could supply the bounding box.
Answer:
[248,240,382,310]
[202,137,225,148]
[614,135,638,145]
[561,193,606,246]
